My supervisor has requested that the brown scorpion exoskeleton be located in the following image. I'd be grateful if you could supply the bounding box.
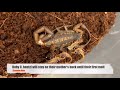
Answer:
[33,22,91,63]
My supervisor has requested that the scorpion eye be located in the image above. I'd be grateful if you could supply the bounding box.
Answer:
[73,47,76,50]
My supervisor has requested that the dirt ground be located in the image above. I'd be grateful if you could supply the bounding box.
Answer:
[0,12,116,77]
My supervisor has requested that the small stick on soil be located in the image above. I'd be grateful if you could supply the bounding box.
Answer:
[24,12,38,25]
[48,13,66,23]
[89,39,99,46]
[91,33,100,40]
[0,48,4,53]
[47,13,69,30]
[0,18,8,29]
[25,12,36,20]
[0,13,11,29]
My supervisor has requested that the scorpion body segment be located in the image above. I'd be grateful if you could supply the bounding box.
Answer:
[44,30,81,48]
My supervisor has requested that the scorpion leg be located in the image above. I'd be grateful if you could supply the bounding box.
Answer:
[33,26,53,45]
[64,25,73,31]
[67,39,83,51]
[73,23,84,36]
[73,47,85,59]
[49,44,58,59]
[55,25,73,32]
[56,27,62,32]
[74,23,89,32]
[47,52,72,64]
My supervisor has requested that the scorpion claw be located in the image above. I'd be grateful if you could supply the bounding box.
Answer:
[72,48,85,59]
[47,52,72,64]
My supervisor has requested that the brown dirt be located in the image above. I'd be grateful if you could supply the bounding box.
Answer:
[0,12,116,78]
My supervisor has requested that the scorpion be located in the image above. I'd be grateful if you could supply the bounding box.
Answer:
[33,13,91,63]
